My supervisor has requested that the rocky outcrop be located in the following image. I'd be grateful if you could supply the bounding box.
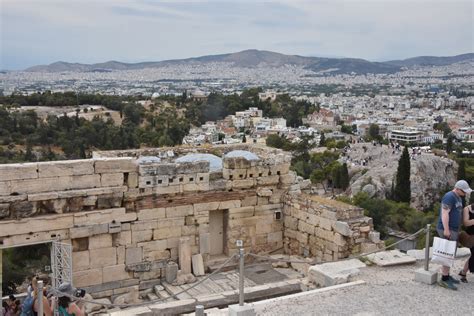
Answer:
[347,144,456,210]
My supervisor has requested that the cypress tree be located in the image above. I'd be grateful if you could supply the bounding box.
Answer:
[446,134,454,155]
[394,146,411,203]
[332,166,341,189]
[340,163,350,190]
[457,160,466,180]
[319,132,326,147]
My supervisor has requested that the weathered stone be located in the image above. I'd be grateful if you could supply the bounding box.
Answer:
[95,158,137,174]
[191,254,205,276]
[179,237,192,274]
[199,233,210,254]
[367,250,416,266]
[333,221,353,237]
[113,286,141,305]
[0,229,70,247]
[256,188,272,197]
[38,160,94,177]
[165,261,178,283]
[308,259,366,287]
[0,162,38,181]
[90,247,117,268]
[126,247,143,265]
[126,262,151,272]
[73,268,103,287]
[149,298,196,315]
[103,264,131,283]
[101,173,124,187]
[89,234,113,249]
[137,208,166,221]
[0,214,73,237]
[137,240,167,253]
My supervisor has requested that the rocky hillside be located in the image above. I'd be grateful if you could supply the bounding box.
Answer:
[345,143,457,210]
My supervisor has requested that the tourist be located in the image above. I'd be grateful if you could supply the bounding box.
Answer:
[52,283,85,316]
[20,276,53,316]
[459,203,474,282]
[437,180,473,290]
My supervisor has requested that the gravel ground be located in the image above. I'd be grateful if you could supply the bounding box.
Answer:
[252,259,474,316]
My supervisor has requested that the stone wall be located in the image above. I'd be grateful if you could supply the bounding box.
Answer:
[0,145,303,298]
[0,144,380,299]
[283,194,382,262]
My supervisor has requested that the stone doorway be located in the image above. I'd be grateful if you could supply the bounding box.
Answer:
[209,209,227,256]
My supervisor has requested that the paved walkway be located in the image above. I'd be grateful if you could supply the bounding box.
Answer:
[201,258,474,315]
[251,259,474,315]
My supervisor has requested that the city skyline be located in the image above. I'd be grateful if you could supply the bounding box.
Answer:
[1,0,473,70]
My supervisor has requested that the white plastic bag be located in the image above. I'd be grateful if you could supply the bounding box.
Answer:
[431,237,457,267]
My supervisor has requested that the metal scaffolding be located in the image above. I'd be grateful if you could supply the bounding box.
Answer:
[51,241,72,289]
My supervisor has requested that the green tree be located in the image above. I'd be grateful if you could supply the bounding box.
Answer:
[457,160,466,180]
[367,123,380,140]
[394,146,411,203]
[446,134,454,155]
[340,124,352,134]
[340,163,349,190]
[242,134,247,143]
[434,122,451,138]
[319,132,326,147]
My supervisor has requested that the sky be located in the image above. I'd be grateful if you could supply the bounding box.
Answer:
[1,0,473,70]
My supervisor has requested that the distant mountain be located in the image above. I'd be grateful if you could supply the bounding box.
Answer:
[386,53,474,67]
[23,50,472,75]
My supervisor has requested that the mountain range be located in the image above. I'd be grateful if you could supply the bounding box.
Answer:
[24,50,474,75]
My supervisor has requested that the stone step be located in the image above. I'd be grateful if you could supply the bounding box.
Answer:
[207,257,238,273]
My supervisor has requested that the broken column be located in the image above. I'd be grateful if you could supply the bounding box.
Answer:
[179,237,192,274]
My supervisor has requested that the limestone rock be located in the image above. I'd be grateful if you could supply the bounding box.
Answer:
[191,254,205,276]
[83,294,111,314]
[308,259,366,287]
[347,144,456,210]
[172,272,196,286]
[361,184,376,198]
[333,221,353,237]
[113,286,141,305]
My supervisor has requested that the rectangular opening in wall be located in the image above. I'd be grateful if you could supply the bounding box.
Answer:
[123,172,129,185]
[199,177,204,181]
[169,178,174,183]
[158,179,162,184]
[179,178,183,182]
[229,175,233,180]
[274,210,282,220]
[209,209,228,256]
[189,177,194,182]
[146,181,151,185]
[277,171,281,175]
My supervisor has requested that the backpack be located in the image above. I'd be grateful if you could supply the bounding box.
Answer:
[20,294,35,316]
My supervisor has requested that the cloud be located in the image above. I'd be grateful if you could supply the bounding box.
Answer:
[1,0,472,69]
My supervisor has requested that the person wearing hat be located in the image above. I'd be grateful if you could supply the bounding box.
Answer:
[53,283,84,316]
[458,203,474,282]
[437,179,473,290]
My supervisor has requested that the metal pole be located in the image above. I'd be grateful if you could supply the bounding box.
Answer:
[38,280,44,316]
[195,304,205,316]
[239,247,245,306]
[424,224,431,271]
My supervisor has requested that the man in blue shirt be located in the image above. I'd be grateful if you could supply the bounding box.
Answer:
[437,180,472,290]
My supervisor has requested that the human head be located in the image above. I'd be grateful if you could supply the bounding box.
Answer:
[454,180,472,197]
[57,282,76,298]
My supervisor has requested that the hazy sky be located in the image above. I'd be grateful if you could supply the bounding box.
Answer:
[1,0,473,70]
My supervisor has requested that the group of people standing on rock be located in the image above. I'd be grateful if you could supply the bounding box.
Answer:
[2,276,84,316]
[437,179,474,290]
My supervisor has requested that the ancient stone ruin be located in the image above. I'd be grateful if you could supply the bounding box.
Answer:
[0,144,381,301]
